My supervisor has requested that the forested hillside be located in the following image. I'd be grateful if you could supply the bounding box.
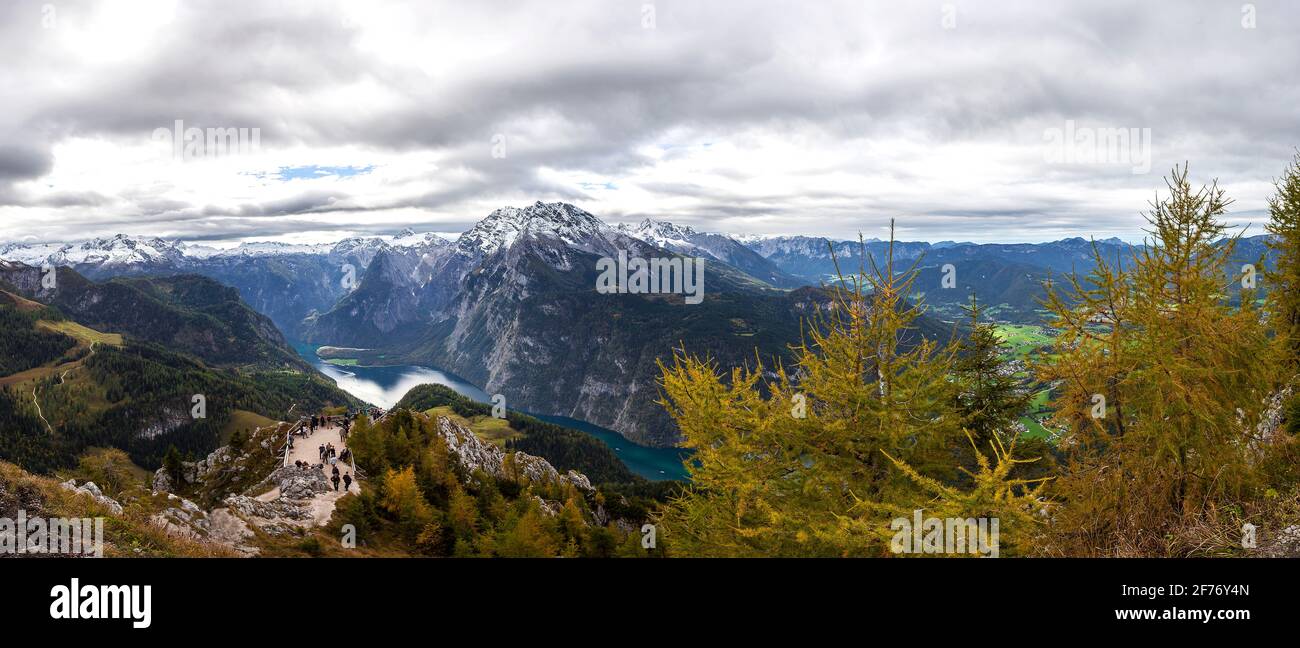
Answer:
[336,409,659,557]
[0,264,310,370]
[0,275,362,474]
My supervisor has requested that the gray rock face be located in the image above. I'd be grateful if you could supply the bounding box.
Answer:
[564,470,595,494]
[222,494,311,521]
[152,494,208,537]
[58,479,124,514]
[533,496,560,517]
[151,469,173,493]
[252,464,331,500]
[1255,384,1293,445]
[150,445,228,494]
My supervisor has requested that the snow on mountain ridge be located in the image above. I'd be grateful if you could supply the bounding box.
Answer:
[618,218,701,251]
[456,201,617,257]
[390,229,451,249]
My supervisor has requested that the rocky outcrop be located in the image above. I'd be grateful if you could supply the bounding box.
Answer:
[151,494,208,538]
[150,475,326,556]
[152,468,174,493]
[151,493,264,556]
[145,424,338,556]
[1255,384,1293,445]
[250,464,331,500]
[223,494,313,521]
[564,470,593,493]
[435,416,594,495]
[59,479,124,514]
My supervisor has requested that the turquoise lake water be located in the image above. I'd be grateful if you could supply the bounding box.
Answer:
[291,341,689,481]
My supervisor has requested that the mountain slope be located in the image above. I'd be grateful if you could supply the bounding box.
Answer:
[0,263,308,370]
[620,219,806,288]
[301,248,427,347]
[0,282,362,473]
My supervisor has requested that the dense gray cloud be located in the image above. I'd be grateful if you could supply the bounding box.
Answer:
[1,0,1298,245]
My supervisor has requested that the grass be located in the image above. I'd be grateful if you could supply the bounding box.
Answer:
[422,406,524,446]
[470,415,523,446]
[220,409,278,445]
[73,446,153,483]
[1019,415,1054,440]
[0,459,238,557]
[0,320,124,388]
[36,319,123,347]
[0,362,63,386]
[324,358,359,366]
[0,290,44,312]
[993,323,1052,358]
[988,324,1060,442]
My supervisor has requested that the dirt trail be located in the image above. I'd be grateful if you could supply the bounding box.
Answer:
[274,418,361,526]
[31,387,53,434]
[27,342,95,434]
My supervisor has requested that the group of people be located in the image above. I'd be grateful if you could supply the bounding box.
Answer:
[330,464,353,492]
[319,442,339,464]
[288,459,353,492]
[284,410,359,494]
[308,414,332,435]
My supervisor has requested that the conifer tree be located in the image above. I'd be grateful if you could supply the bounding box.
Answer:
[952,295,1031,450]
[1265,152,1300,368]
[656,225,1038,556]
[163,444,184,487]
[380,466,434,541]
[1038,165,1278,555]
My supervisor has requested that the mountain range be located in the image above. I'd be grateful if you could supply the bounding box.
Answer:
[2,204,1276,447]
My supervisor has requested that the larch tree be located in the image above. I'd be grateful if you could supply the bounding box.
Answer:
[656,225,1043,556]
[1265,152,1300,369]
[1038,165,1278,556]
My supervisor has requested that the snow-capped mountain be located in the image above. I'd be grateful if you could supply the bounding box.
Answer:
[0,234,187,268]
[618,219,701,250]
[619,218,807,289]
[390,228,451,251]
[327,236,393,267]
[181,241,334,258]
[455,201,630,258]
[741,235,863,260]
[0,241,65,266]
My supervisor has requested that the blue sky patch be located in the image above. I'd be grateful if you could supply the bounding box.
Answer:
[253,165,375,181]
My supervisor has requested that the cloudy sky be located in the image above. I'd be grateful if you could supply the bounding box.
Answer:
[1,0,1298,246]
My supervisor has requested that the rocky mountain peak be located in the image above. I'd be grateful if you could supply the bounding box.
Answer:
[456,201,614,257]
[622,218,700,248]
